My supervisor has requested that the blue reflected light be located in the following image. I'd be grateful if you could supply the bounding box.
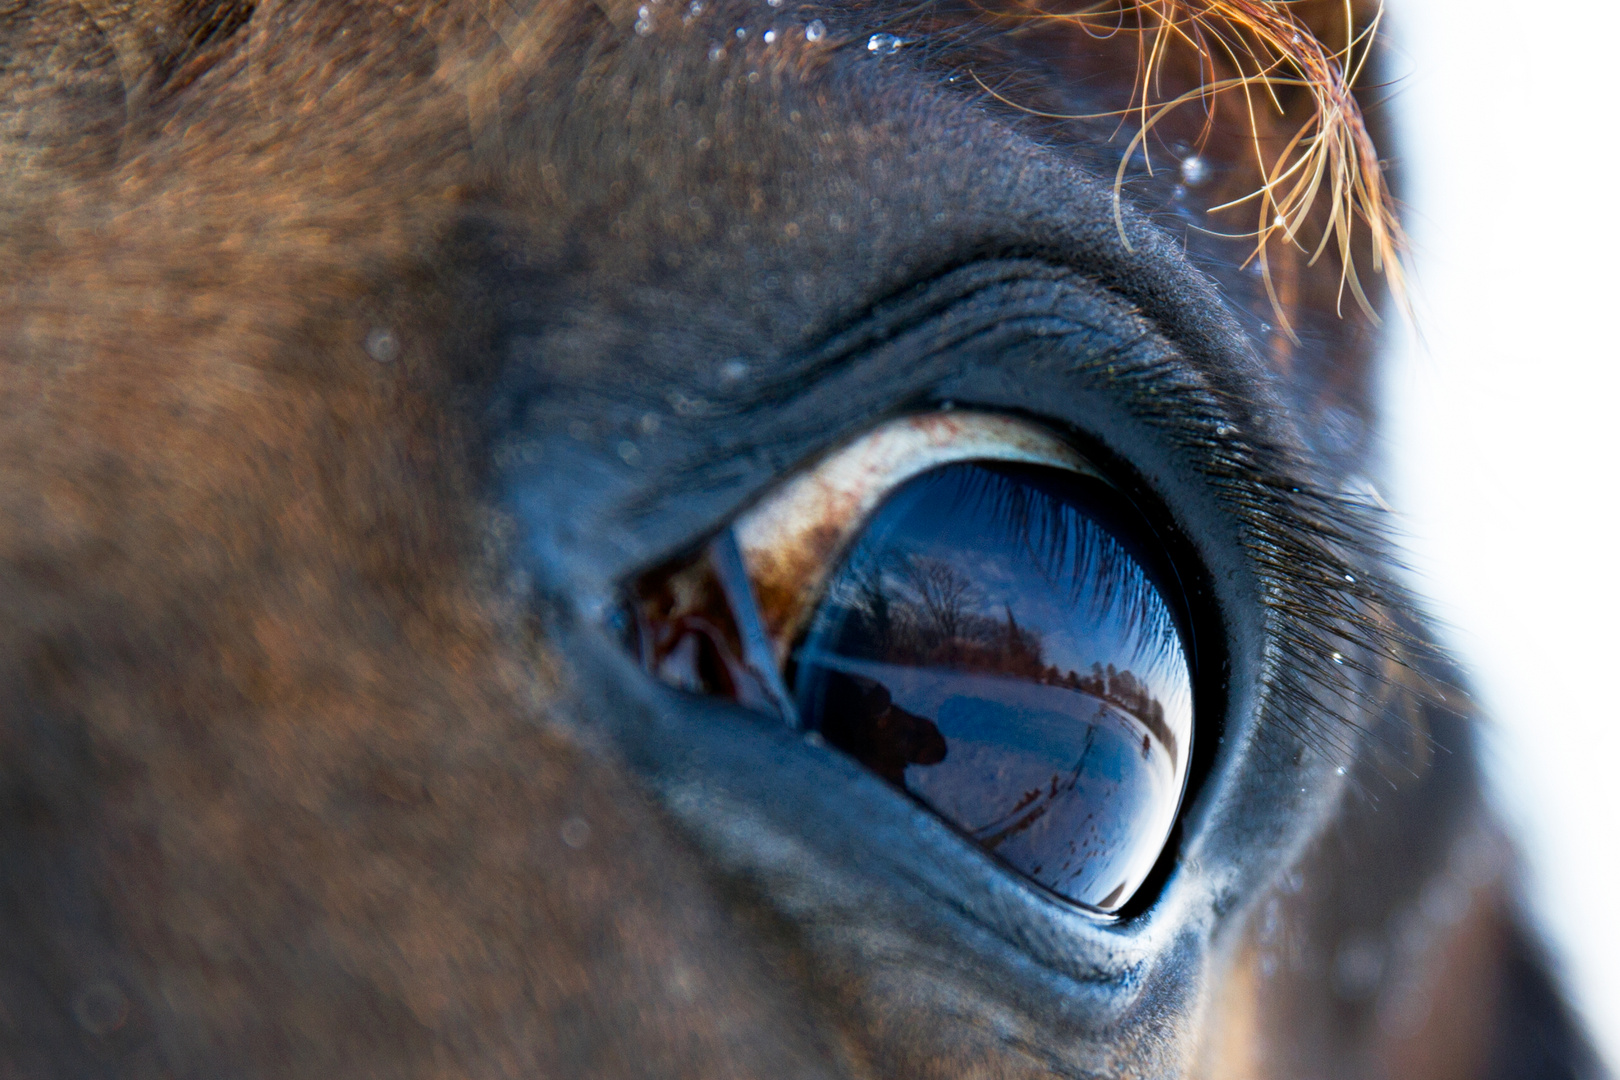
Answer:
[793,462,1194,913]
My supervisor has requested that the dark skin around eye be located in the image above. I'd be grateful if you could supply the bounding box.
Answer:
[0,1,1598,1078]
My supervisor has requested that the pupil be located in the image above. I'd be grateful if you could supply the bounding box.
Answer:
[792,461,1194,914]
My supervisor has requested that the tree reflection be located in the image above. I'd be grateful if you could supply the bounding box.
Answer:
[793,462,1195,910]
[829,548,1176,762]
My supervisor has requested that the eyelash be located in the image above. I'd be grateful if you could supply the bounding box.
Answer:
[1033,352,1431,756]
[854,463,1187,693]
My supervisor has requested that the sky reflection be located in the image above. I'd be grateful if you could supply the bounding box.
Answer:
[794,461,1194,911]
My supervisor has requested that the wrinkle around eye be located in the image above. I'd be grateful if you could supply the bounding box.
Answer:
[503,253,1414,776]
[492,246,1431,1038]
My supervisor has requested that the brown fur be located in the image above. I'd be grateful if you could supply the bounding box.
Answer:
[0,3,851,1074]
[0,2,1595,1077]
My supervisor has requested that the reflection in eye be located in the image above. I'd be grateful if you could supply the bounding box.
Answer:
[792,462,1192,913]
[621,415,1195,916]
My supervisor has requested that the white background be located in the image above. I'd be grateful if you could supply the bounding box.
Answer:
[1385,0,1619,1065]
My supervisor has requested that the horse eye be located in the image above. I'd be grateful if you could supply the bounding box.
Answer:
[621,415,1196,915]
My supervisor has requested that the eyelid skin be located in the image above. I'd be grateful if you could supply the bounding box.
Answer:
[734,412,1103,662]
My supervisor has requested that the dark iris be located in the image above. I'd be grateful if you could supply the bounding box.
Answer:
[792,461,1194,913]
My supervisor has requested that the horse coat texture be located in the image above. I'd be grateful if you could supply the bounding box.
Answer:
[0,1,1603,1077]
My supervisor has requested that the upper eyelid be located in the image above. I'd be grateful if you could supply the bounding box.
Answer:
[579,259,1344,714]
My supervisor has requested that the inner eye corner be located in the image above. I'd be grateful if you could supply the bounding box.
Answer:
[617,411,1216,917]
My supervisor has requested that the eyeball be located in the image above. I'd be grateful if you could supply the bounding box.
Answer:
[623,413,1197,915]
[791,461,1192,913]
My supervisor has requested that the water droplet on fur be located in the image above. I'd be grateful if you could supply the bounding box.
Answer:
[1331,651,1345,664]
[684,0,702,19]
[668,391,711,416]
[763,28,776,42]
[1333,933,1385,1000]
[1343,572,1356,583]
[718,358,750,383]
[1260,322,1273,333]
[73,981,129,1037]
[1421,875,1471,927]
[365,327,399,363]
[735,25,747,39]
[1260,897,1281,942]
[1336,765,1347,775]
[804,18,825,41]
[1179,155,1210,187]
[767,0,783,6]
[560,817,591,849]
[635,4,653,33]
[708,42,725,60]
[866,32,902,55]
